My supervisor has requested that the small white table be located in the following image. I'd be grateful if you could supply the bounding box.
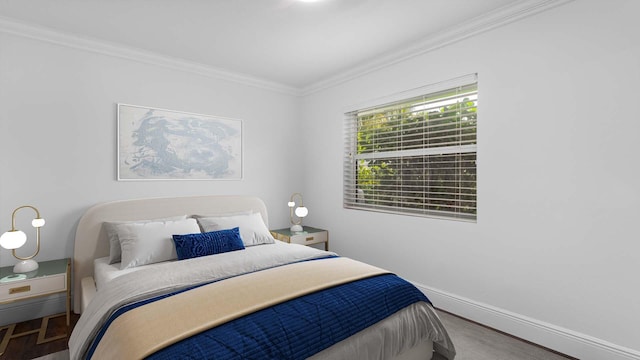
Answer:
[0,258,71,356]
[270,226,329,251]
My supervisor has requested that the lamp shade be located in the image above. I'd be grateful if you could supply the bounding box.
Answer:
[32,218,46,227]
[0,230,27,250]
[294,206,308,218]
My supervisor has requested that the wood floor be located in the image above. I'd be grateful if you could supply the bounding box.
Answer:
[0,313,79,360]
[435,310,577,360]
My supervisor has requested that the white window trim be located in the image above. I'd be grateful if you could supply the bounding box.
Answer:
[343,73,478,222]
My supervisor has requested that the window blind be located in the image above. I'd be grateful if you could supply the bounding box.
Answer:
[343,75,477,221]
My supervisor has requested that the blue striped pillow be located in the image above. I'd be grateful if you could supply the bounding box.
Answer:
[172,227,245,260]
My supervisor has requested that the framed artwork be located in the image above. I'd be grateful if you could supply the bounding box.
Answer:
[117,104,243,180]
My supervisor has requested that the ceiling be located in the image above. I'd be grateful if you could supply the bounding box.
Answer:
[0,0,552,92]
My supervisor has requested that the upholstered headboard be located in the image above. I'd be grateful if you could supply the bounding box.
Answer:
[72,195,268,313]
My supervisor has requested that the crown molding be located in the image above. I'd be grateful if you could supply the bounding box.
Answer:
[0,0,573,98]
[0,16,300,96]
[300,0,575,96]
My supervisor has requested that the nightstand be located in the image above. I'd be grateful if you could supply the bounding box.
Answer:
[0,258,71,355]
[270,226,329,251]
[0,258,71,324]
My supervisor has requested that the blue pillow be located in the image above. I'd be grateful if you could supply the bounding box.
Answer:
[172,227,245,260]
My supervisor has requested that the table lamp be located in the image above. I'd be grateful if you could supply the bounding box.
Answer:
[287,193,308,232]
[0,205,45,273]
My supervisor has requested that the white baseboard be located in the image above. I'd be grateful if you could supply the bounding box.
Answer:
[412,282,640,360]
[0,293,66,326]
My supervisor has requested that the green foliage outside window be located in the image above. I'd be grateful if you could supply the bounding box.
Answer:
[351,84,477,219]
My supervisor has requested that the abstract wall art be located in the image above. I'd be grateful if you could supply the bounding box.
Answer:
[118,104,243,180]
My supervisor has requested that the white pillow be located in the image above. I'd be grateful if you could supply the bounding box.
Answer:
[103,215,187,264]
[116,218,200,270]
[197,212,274,246]
[192,210,253,218]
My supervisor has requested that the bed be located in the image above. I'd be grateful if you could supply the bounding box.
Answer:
[69,195,455,359]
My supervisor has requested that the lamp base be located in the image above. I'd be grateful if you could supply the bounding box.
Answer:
[290,224,304,232]
[13,259,39,273]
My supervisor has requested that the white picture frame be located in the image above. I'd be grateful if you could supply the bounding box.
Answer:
[117,104,243,180]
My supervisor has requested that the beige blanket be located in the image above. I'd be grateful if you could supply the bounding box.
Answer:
[91,257,389,359]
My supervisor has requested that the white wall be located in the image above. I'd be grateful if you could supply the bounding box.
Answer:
[2,1,639,358]
[301,1,640,359]
[0,31,302,322]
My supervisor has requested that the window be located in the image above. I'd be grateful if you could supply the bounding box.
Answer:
[343,75,477,221]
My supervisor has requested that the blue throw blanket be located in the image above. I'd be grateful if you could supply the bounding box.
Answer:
[142,274,430,359]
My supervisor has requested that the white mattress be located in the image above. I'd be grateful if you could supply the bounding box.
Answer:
[94,256,175,291]
[93,240,291,291]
